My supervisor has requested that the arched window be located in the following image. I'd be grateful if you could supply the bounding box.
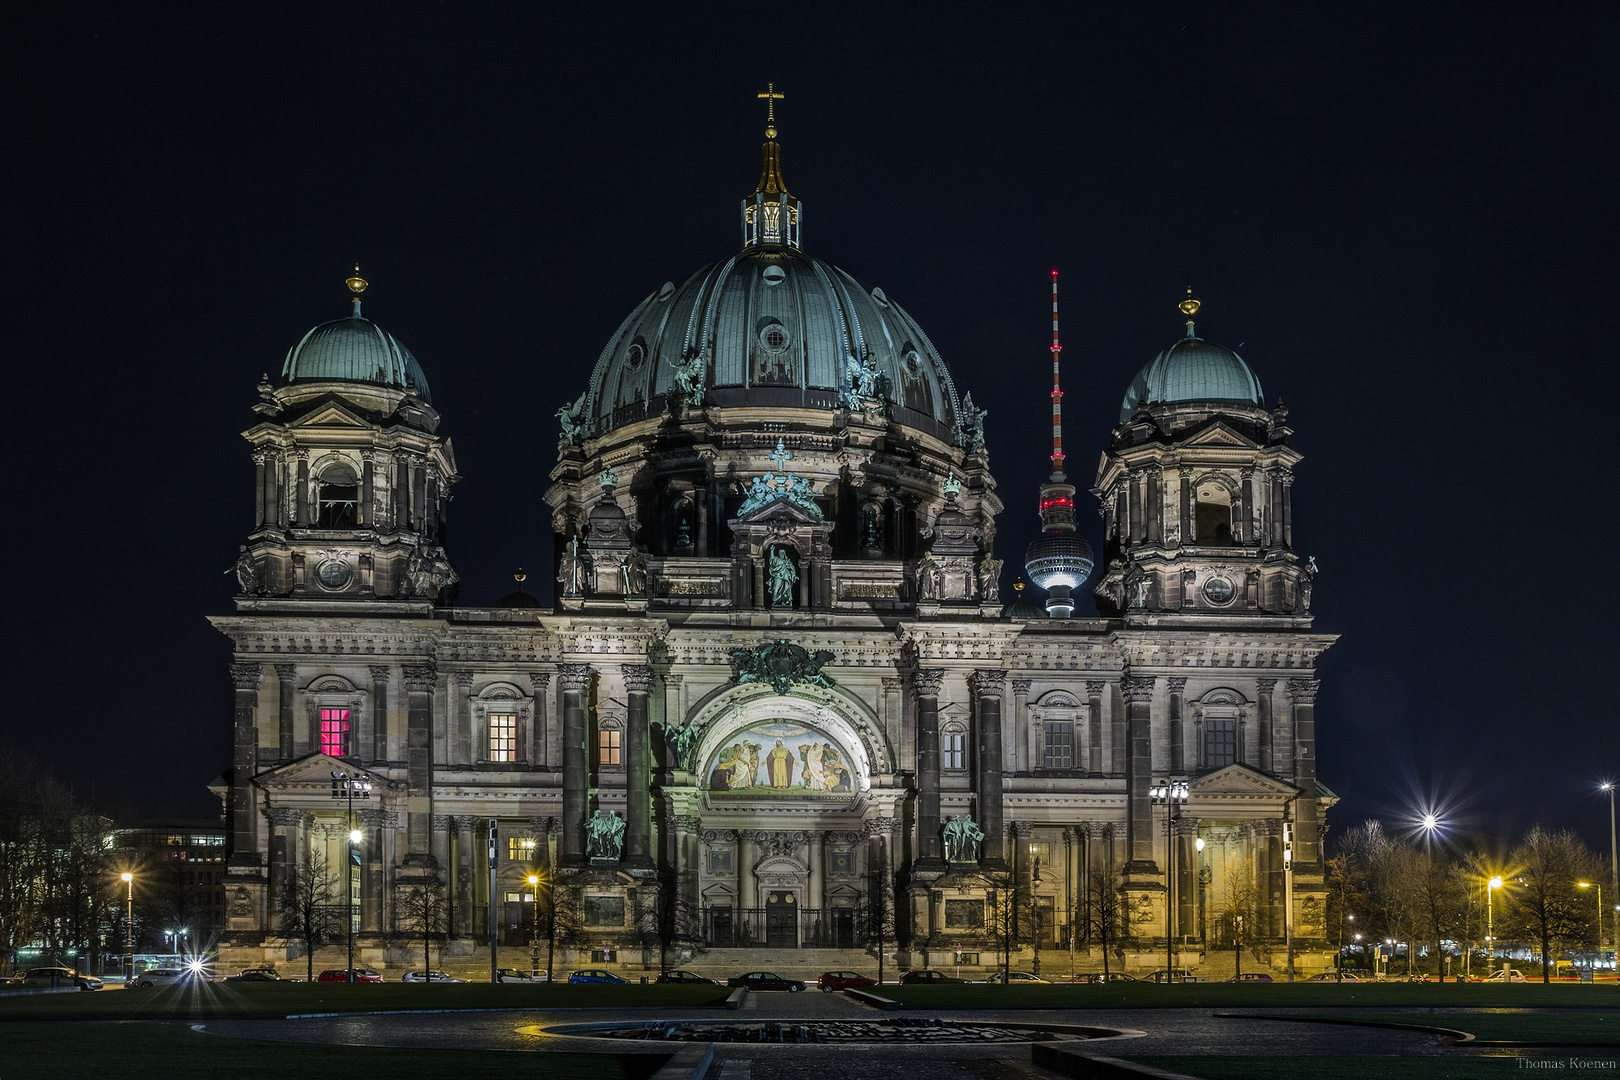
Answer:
[597,719,623,766]
[316,463,359,528]
[1194,479,1234,545]
[942,721,967,771]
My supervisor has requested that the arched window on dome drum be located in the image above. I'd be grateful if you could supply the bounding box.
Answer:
[316,463,359,529]
[1193,481,1235,546]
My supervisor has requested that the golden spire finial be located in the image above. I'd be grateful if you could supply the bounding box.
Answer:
[1178,285,1201,320]
[757,81,785,140]
[514,568,527,585]
[346,265,369,296]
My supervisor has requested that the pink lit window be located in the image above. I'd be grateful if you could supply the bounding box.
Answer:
[320,708,350,757]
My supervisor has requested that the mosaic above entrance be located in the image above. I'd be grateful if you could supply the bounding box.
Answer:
[707,720,857,797]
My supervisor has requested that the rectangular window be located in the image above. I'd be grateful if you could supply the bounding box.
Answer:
[598,727,622,766]
[320,708,350,757]
[945,899,985,928]
[1041,720,1073,769]
[943,732,966,770]
[1205,720,1237,768]
[488,712,517,763]
[507,836,538,864]
[584,896,626,926]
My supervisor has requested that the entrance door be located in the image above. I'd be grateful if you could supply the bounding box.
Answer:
[832,908,855,949]
[766,891,797,949]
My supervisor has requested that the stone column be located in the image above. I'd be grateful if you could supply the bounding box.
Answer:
[738,831,759,941]
[1167,677,1187,774]
[970,670,1007,868]
[368,666,390,764]
[294,452,310,526]
[252,450,268,530]
[1110,683,1128,775]
[1147,467,1163,544]
[1256,679,1276,774]
[393,455,408,529]
[664,673,685,732]
[1085,681,1105,774]
[1121,674,1157,869]
[1287,678,1321,867]
[912,669,946,869]
[1012,821,1033,949]
[275,664,297,761]
[528,672,551,768]
[622,664,654,869]
[1179,473,1192,545]
[559,664,592,867]
[884,677,909,771]
[1174,819,1198,940]
[695,485,710,556]
[402,664,437,861]
[452,671,474,767]
[360,808,386,932]
[360,452,374,527]
[229,663,262,869]
[454,817,475,936]
[430,814,452,887]
[1011,679,1032,774]
[1239,468,1255,543]
[1281,476,1294,549]
[267,807,300,927]
[809,832,825,937]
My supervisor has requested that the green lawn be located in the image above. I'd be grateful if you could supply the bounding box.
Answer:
[1123,1056,1529,1080]
[0,981,731,1021]
[4,1022,667,1080]
[877,982,1620,1010]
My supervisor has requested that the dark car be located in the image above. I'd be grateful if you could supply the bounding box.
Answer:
[898,969,963,984]
[224,968,282,982]
[980,971,1049,984]
[655,970,719,984]
[21,967,102,991]
[568,969,629,984]
[1079,971,1141,984]
[317,968,383,983]
[817,970,877,992]
[727,971,806,992]
[1225,973,1274,983]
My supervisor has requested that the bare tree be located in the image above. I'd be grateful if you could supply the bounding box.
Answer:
[1079,863,1127,979]
[1506,827,1602,983]
[1216,864,1259,978]
[863,861,898,985]
[396,873,450,980]
[279,848,340,982]
[642,874,706,977]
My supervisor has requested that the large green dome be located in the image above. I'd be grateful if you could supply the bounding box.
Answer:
[281,309,432,403]
[1119,329,1262,421]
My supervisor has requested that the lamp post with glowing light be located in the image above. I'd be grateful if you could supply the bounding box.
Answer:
[1151,778,1189,980]
[1418,812,1441,980]
[1604,782,1619,969]
[120,872,134,988]
[1487,875,1503,972]
[331,770,372,982]
[527,873,543,979]
[1579,882,1603,970]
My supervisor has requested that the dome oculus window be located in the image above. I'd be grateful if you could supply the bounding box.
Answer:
[760,323,790,353]
[626,343,646,369]
[761,265,786,286]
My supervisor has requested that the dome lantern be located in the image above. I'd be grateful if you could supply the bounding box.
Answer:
[741,82,801,250]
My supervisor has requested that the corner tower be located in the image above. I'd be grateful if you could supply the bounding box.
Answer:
[233,270,460,609]
[1092,291,1309,620]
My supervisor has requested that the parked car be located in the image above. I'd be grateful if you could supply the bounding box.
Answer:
[980,971,1049,984]
[495,968,547,982]
[1148,969,1198,984]
[1225,973,1274,984]
[1484,968,1527,983]
[401,970,464,983]
[656,970,719,985]
[568,969,628,984]
[22,967,102,991]
[1078,972,1140,984]
[897,969,963,984]
[817,970,877,992]
[727,971,806,992]
[224,968,282,982]
[1307,972,1360,982]
[132,967,203,989]
[317,968,383,983]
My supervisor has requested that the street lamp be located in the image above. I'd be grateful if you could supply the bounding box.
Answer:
[1579,882,1603,970]
[1340,914,1354,982]
[1603,782,1619,969]
[1150,777,1189,981]
[332,770,372,982]
[1030,850,1043,979]
[1487,875,1503,972]
[119,872,134,988]
[527,874,543,979]
[1417,812,1442,981]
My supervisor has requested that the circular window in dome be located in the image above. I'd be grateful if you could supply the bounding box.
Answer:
[627,343,645,369]
[1201,576,1236,605]
[759,323,791,354]
[316,558,354,591]
[761,265,786,286]
[657,281,676,302]
[871,286,889,307]
[901,346,923,382]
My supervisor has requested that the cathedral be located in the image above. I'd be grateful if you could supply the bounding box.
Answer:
[211,98,1336,978]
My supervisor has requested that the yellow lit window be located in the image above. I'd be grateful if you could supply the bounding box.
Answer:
[598,728,622,766]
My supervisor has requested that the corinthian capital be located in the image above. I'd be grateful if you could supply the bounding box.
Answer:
[911,669,945,697]
[401,664,437,692]
[968,669,1007,700]
[1286,677,1320,704]
[1120,675,1156,704]
[620,664,655,692]
[230,663,262,690]
[558,664,593,693]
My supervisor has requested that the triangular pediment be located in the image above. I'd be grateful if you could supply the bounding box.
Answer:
[1180,420,1258,450]
[1189,763,1299,800]
[290,401,374,430]
[255,752,390,791]
[735,497,823,526]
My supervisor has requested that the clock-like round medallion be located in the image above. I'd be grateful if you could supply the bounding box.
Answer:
[316,559,353,590]
[1202,576,1235,605]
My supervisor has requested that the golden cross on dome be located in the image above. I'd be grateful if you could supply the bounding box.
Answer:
[756,82,785,139]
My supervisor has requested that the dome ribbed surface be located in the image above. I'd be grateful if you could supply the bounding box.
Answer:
[282,315,432,402]
[1002,597,1047,619]
[1119,334,1262,421]
[585,248,961,443]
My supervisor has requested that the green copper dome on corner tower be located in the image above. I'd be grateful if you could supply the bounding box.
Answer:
[1118,292,1262,421]
[279,269,433,402]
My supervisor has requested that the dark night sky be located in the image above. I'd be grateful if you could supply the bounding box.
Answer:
[3,4,1615,854]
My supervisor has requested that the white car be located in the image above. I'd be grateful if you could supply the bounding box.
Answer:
[134,966,205,988]
[1483,968,1527,983]
[401,970,465,983]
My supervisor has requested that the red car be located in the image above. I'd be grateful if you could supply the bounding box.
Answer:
[317,968,383,983]
[817,970,877,992]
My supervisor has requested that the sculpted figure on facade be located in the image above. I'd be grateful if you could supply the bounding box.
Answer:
[556,391,587,446]
[662,722,700,772]
[915,551,941,600]
[977,555,1002,603]
[585,810,626,860]
[767,546,797,607]
[943,813,985,863]
[558,536,588,597]
[231,546,260,595]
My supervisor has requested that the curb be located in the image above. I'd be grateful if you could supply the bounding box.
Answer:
[1214,1012,1474,1042]
[651,1044,715,1080]
[1031,1045,1203,1080]
[844,989,901,1011]
[724,987,747,1011]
